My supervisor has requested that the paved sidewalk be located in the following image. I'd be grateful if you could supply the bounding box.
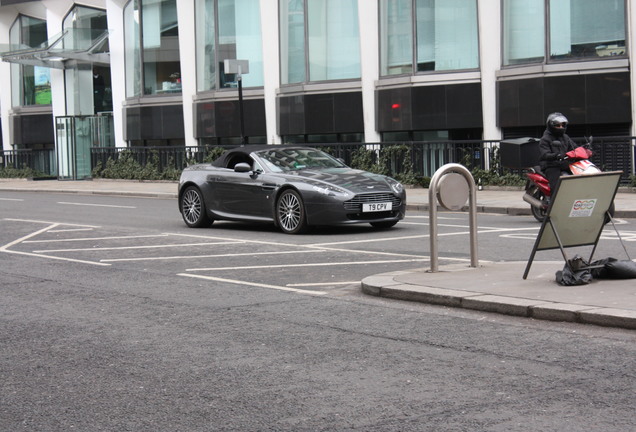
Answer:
[1,178,636,329]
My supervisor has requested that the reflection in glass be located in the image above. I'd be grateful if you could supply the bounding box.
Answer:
[124,0,142,97]
[503,0,544,65]
[10,15,49,106]
[195,0,216,91]
[280,0,306,84]
[218,0,263,88]
[549,0,625,61]
[415,0,478,71]
[307,0,360,81]
[142,0,181,95]
[380,0,413,75]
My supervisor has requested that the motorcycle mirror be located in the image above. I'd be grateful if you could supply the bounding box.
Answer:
[586,136,593,146]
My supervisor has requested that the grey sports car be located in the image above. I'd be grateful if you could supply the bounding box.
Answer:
[178,145,406,234]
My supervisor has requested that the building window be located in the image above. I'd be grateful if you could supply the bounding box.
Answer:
[503,0,626,66]
[10,15,50,107]
[195,0,264,91]
[124,0,181,97]
[380,0,479,76]
[502,0,544,65]
[62,6,111,114]
[280,0,361,85]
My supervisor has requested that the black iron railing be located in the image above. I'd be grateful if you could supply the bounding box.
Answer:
[3,137,635,184]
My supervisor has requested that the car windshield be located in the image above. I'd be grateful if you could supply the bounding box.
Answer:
[255,148,346,172]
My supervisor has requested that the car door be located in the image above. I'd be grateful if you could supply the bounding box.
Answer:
[213,160,274,218]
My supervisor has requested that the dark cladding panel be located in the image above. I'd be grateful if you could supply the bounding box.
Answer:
[124,106,141,140]
[278,95,305,135]
[412,85,446,129]
[214,100,240,136]
[195,99,265,138]
[585,72,631,124]
[305,94,335,134]
[445,83,482,128]
[497,80,519,127]
[140,106,164,140]
[544,75,586,124]
[517,78,544,126]
[12,114,54,146]
[243,99,266,136]
[333,92,363,133]
[195,102,216,138]
[498,78,543,128]
[161,105,185,139]
[377,87,412,131]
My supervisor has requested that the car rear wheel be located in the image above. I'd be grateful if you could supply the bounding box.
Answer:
[276,189,307,234]
[180,186,212,228]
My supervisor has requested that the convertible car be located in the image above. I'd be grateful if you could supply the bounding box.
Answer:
[178,145,406,234]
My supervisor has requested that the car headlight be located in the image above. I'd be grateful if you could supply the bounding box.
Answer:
[312,185,350,197]
[387,178,404,194]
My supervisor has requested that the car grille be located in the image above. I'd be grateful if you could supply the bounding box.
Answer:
[343,193,402,211]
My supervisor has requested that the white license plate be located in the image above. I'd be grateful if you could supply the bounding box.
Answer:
[362,202,392,212]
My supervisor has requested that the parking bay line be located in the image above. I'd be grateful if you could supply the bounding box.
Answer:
[186,258,427,272]
[58,201,136,209]
[177,273,327,296]
[101,249,323,263]
[33,241,243,253]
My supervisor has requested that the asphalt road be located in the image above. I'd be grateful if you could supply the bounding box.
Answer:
[1,192,635,431]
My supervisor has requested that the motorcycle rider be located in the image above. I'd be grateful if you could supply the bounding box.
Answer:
[539,112,580,193]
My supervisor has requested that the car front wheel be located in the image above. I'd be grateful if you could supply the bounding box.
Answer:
[276,189,307,234]
[180,186,212,228]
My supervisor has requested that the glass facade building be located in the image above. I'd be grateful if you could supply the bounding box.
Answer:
[0,0,632,156]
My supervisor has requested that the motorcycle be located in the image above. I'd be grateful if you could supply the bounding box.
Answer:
[522,137,615,222]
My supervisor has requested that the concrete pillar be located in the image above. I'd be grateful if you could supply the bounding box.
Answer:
[358,0,381,143]
[260,0,281,144]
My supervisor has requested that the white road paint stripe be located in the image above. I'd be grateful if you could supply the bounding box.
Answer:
[0,198,23,201]
[47,228,96,233]
[1,249,111,266]
[25,234,172,243]
[0,223,60,251]
[186,258,427,272]
[101,249,323,262]
[177,273,327,295]
[58,201,136,209]
[287,281,358,287]
[0,222,109,266]
[34,241,243,253]
[3,218,100,228]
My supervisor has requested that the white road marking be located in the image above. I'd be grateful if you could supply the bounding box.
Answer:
[3,218,99,228]
[186,258,427,272]
[47,228,95,233]
[24,234,172,243]
[34,241,243,253]
[287,281,358,287]
[101,249,323,263]
[57,201,136,209]
[0,198,23,201]
[177,273,327,295]
[0,222,109,266]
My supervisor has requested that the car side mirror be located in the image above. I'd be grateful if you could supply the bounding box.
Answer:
[234,162,252,173]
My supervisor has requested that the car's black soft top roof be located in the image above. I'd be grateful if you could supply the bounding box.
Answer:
[211,145,313,168]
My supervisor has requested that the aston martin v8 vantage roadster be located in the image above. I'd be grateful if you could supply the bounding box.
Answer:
[178,146,406,234]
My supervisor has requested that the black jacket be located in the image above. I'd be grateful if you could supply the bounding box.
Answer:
[539,129,577,169]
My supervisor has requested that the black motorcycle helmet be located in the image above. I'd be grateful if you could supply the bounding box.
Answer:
[546,112,568,136]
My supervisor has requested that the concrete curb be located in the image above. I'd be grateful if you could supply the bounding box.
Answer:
[361,272,636,330]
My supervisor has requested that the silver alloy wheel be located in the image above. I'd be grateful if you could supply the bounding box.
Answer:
[277,190,305,234]
[181,186,211,227]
